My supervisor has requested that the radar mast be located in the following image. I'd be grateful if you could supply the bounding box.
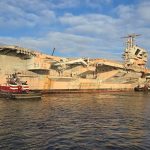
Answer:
[122,33,141,49]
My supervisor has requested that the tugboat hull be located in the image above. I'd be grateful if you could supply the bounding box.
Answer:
[134,86,150,92]
[0,91,41,100]
[0,75,42,100]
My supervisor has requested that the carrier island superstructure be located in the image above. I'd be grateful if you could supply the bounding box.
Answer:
[0,34,150,93]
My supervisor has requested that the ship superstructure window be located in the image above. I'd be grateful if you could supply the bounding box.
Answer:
[135,49,140,55]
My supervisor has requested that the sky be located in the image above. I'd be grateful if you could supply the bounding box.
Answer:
[0,0,150,60]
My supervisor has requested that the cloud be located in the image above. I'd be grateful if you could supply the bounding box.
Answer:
[59,13,120,37]
[0,31,122,60]
[0,0,56,28]
[137,1,150,23]
[85,0,112,8]
[59,1,150,50]
[50,0,80,9]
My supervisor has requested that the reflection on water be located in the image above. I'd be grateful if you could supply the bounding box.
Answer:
[0,92,150,150]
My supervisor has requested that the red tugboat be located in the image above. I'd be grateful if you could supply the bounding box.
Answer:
[0,73,41,99]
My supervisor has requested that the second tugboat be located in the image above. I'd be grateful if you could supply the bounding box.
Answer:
[0,73,41,99]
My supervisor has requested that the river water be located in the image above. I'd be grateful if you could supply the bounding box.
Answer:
[0,92,150,150]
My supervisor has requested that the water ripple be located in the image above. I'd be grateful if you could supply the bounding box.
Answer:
[0,92,150,149]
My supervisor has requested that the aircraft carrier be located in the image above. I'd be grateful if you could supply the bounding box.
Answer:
[0,34,150,93]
